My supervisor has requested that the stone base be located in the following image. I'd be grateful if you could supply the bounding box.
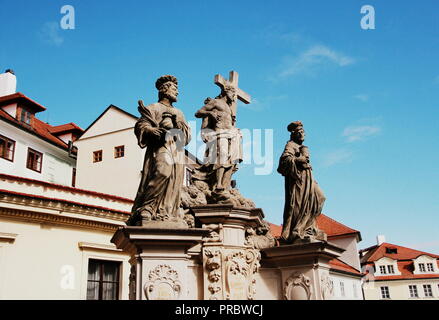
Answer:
[261,241,344,300]
[111,226,209,300]
[191,204,266,300]
[140,219,188,229]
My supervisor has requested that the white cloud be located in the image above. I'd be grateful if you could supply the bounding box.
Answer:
[354,94,369,102]
[342,125,381,142]
[279,45,355,78]
[39,22,64,46]
[321,149,353,167]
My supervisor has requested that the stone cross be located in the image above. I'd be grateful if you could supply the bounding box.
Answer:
[214,71,251,120]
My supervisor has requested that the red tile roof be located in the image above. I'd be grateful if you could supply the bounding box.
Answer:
[0,94,82,150]
[361,242,439,264]
[267,222,282,238]
[268,214,361,240]
[329,258,362,275]
[49,122,83,135]
[0,92,46,112]
[317,214,360,239]
[361,243,439,281]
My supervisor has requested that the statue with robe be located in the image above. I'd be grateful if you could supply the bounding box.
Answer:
[277,121,326,243]
[128,75,191,227]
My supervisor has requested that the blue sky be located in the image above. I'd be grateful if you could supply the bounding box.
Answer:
[1,0,438,253]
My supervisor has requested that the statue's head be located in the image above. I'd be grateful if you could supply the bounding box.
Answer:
[222,84,236,102]
[288,121,305,144]
[156,75,178,103]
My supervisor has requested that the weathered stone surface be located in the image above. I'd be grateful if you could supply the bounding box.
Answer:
[245,221,276,250]
[111,226,209,300]
[277,121,326,244]
[192,71,254,209]
[128,75,191,227]
[261,241,344,300]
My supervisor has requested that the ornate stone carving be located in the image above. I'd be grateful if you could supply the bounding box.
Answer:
[284,272,312,300]
[204,249,222,300]
[245,221,276,249]
[180,184,207,210]
[224,249,260,300]
[278,121,327,243]
[144,264,182,300]
[321,273,334,300]
[203,224,223,243]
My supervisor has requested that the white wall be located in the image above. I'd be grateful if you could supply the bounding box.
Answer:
[75,128,144,199]
[0,120,76,186]
[0,218,130,300]
[329,236,361,271]
[330,273,363,300]
[363,279,439,300]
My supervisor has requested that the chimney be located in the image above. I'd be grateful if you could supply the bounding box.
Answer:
[0,69,17,97]
[377,235,386,245]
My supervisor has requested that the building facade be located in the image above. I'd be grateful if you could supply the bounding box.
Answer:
[0,70,82,187]
[360,237,439,300]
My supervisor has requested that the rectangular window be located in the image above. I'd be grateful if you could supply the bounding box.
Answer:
[380,286,390,299]
[20,109,31,125]
[423,284,433,297]
[26,148,43,173]
[353,283,358,298]
[419,263,426,272]
[409,285,418,298]
[379,266,387,274]
[340,281,345,297]
[93,150,103,163]
[426,263,434,272]
[87,259,120,300]
[0,135,15,161]
[114,145,124,158]
[387,265,394,274]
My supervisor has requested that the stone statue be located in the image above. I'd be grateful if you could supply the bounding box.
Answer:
[195,85,242,192]
[191,71,254,207]
[128,75,191,227]
[277,121,326,243]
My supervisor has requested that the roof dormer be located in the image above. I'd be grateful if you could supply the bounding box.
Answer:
[0,92,46,128]
[49,123,84,144]
[413,255,438,275]
[374,256,401,276]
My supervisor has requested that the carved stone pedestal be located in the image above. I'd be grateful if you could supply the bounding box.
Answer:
[261,241,344,300]
[111,226,209,300]
[191,205,266,300]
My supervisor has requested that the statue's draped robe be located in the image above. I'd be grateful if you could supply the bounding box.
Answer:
[277,140,325,242]
[132,103,191,221]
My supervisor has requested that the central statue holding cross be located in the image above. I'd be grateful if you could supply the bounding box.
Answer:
[191,71,254,207]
